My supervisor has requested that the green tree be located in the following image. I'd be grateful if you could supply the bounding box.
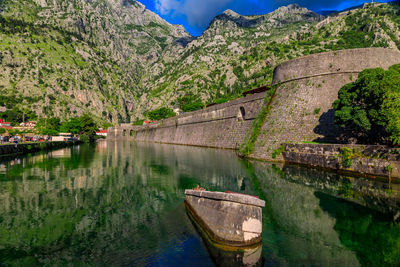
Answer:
[333,64,400,144]
[177,93,204,112]
[60,118,82,135]
[8,129,21,136]
[35,117,61,136]
[79,114,98,142]
[146,107,176,121]
[0,128,5,134]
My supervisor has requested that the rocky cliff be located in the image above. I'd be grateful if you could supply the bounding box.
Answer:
[0,1,400,124]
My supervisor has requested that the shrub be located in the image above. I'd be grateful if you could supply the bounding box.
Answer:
[333,64,400,144]
[133,119,145,126]
[80,134,89,143]
[339,147,354,168]
[313,108,321,115]
[272,145,285,159]
[146,107,176,121]
[178,94,204,112]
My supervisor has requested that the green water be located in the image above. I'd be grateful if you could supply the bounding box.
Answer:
[0,141,399,266]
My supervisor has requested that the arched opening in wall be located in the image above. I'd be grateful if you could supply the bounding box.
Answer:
[123,129,127,137]
[130,130,134,137]
[238,106,246,121]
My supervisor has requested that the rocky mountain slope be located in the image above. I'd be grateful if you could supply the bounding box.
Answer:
[0,1,400,124]
[147,2,400,113]
[0,0,190,124]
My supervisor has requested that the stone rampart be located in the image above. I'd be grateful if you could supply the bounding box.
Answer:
[128,92,266,149]
[250,48,400,161]
[107,123,134,140]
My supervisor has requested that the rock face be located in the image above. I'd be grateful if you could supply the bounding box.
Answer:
[1,1,400,122]
[0,0,191,123]
[184,189,265,247]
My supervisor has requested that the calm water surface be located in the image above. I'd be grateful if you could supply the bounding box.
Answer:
[0,141,399,266]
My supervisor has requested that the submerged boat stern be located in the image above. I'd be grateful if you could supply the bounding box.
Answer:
[184,189,266,248]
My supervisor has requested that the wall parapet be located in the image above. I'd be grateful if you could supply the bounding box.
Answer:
[272,48,400,84]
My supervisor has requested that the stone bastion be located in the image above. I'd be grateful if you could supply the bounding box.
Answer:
[250,48,400,161]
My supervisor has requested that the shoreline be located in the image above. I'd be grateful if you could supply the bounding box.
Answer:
[0,141,82,158]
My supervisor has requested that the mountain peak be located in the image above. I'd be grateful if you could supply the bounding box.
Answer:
[222,9,240,17]
[268,4,324,22]
[286,3,302,9]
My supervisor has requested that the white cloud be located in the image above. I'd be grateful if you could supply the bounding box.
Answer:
[155,0,233,27]
[155,0,180,15]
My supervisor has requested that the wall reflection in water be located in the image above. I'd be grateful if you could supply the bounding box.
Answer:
[0,141,398,266]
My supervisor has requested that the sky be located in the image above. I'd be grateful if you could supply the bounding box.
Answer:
[136,0,394,36]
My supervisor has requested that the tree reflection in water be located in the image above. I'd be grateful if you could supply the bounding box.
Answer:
[0,141,398,266]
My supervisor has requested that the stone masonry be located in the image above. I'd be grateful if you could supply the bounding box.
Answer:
[250,48,400,161]
[124,92,266,149]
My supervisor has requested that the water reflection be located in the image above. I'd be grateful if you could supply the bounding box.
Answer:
[250,160,400,266]
[0,141,398,266]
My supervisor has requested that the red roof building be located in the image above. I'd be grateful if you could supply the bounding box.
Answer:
[96,130,108,136]
[0,119,11,127]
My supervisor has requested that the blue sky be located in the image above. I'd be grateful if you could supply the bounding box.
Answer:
[137,0,393,36]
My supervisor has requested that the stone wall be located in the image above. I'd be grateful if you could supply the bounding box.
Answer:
[282,143,400,179]
[250,48,400,161]
[109,48,400,171]
[107,123,134,141]
[127,92,266,149]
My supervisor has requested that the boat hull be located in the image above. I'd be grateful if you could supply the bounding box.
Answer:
[184,190,265,247]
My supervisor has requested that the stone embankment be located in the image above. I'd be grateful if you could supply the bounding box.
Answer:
[282,143,400,179]
[0,141,81,157]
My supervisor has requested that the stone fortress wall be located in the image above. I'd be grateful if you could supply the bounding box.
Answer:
[109,92,266,149]
[109,48,400,164]
[250,48,400,161]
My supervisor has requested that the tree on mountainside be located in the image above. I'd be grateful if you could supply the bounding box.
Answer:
[333,64,400,144]
[177,93,204,112]
[146,107,176,121]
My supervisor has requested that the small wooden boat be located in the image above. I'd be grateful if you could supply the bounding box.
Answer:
[184,188,265,248]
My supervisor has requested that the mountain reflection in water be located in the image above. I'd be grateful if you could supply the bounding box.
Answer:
[0,141,398,266]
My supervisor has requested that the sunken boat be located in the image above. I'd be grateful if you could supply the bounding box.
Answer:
[184,189,265,248]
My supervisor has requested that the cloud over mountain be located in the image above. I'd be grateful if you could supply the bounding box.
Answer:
[155,0,233,27]
[153,0,391,33]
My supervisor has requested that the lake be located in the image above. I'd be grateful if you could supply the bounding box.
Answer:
[0,141,399,266]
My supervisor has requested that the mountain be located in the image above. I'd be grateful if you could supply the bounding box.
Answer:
[0,1,400,125]
[146,2,400,114]
[0,0,190,124]
[144,4,324,111]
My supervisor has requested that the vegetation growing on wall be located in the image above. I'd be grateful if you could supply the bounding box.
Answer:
[338,147,357,168]
[239,87,277,156]
[333,64,400,145]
